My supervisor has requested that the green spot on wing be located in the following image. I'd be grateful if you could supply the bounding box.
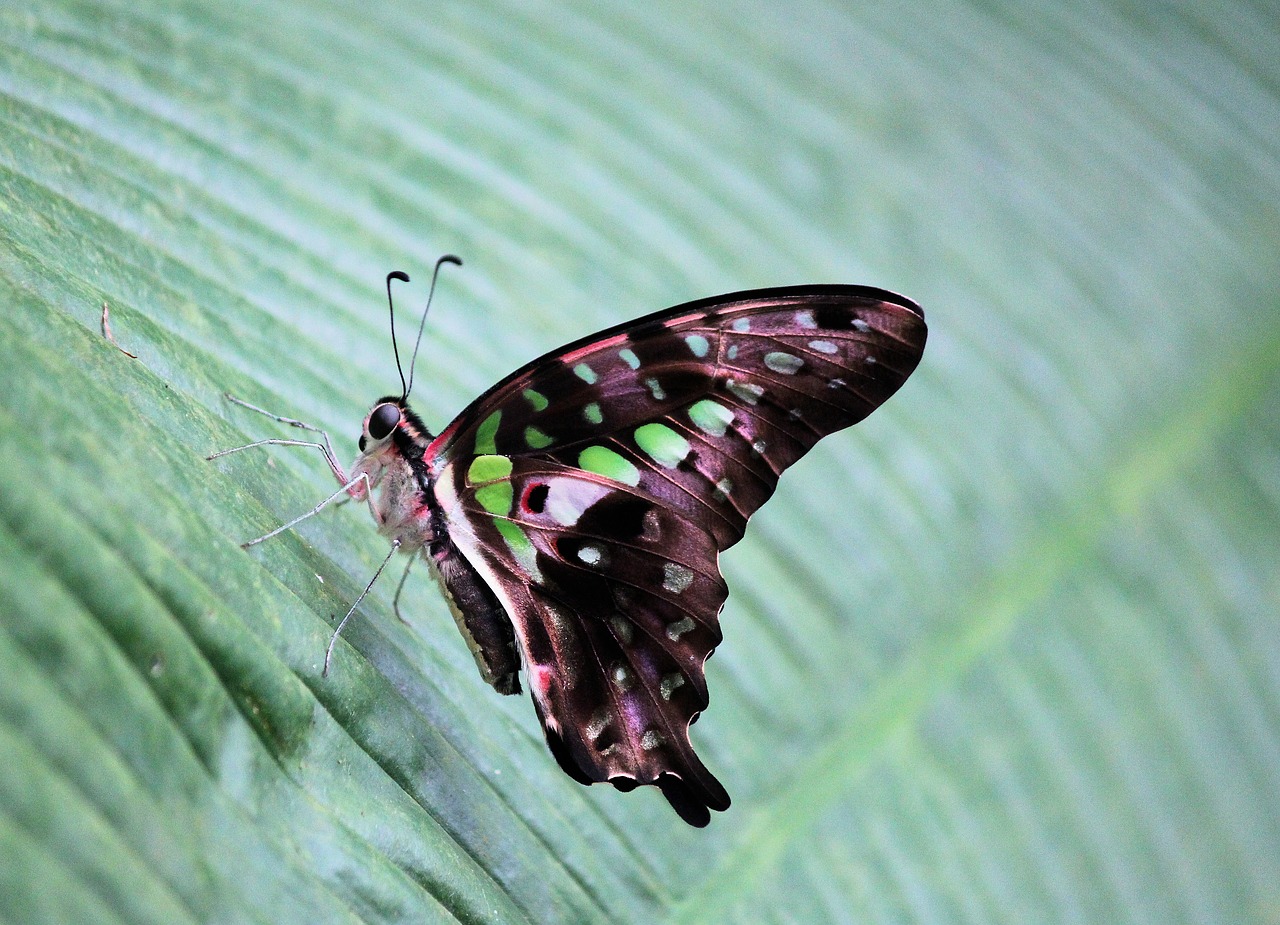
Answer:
[467,455,513,484]
[688,399,734,437]
[494,518,540,579]
[578,445,640,486]
[475,411,501,454]
[524,426,553,449]
[469,456,514,514]
[475,482,513,515]
[764,351,804,374]
[726,379,764,405]
[573,362,598,384]
[583,402,603,425]
[522,388,549,412]
[618,348,640,369]
[684,334,710,357]
[634,422,691,468]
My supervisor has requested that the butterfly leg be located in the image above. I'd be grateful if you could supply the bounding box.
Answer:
[208,442,369,545]
[208,394,385,545]
[209,393,347,486]
[324,539,402,676]
[392,554,416,625]
[237,472,372,548]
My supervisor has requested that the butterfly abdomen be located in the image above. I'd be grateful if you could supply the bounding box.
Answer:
[430,536,523,695]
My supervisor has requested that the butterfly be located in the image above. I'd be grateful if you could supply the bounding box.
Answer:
[212,258,927,826]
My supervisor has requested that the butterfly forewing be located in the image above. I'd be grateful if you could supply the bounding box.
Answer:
[428,285,926,825]
[433,286,926,548]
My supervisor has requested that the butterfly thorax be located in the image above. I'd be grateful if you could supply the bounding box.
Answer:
[354,396,522,694]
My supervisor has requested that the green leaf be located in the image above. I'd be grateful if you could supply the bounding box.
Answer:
[2,1,1278,923]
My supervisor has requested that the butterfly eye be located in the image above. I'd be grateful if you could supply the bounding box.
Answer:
[368,403,401,441]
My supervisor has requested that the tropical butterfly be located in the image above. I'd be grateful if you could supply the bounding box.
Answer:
[211,258,927,826]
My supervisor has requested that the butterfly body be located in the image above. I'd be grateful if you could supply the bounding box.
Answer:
[225,282,926,826]
[341,398,526,695]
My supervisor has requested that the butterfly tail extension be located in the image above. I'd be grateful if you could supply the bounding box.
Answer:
[658,770,730,829]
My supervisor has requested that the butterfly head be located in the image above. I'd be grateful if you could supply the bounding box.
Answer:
[357,396,434,456]
[357,399,402,454]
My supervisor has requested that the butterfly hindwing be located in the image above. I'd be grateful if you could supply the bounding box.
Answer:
[427,285,927,824]
[436,457,730,825]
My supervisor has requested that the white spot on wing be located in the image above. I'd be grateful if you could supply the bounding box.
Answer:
[764,351,804,375]
[725,378,764,405]
[586,708,611,741]
[577,544,605,566]
[545,479,611,526]
[662,562,694,594]
[808,339,839,354]
[666,616,696,640]
[611,662,635,689]
[609,615,634,646]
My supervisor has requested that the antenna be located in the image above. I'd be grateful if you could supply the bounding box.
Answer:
[384,254,465,399]
[385,270,412,400]
[403,254,462,400]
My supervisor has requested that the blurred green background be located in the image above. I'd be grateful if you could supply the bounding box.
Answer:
[1,1,1277,922]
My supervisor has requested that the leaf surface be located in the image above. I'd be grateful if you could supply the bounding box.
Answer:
[1,1,1277,923]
